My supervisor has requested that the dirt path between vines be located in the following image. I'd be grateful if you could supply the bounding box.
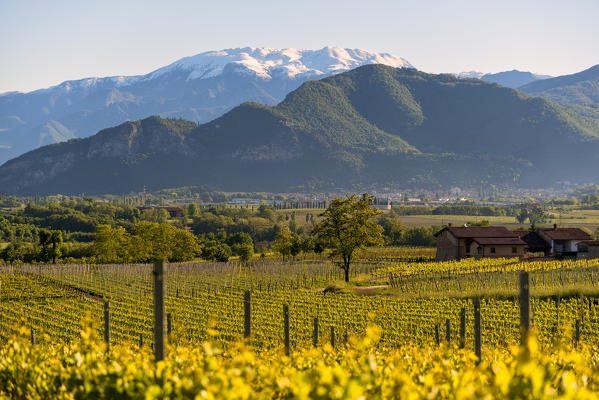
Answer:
[313,284,389,295]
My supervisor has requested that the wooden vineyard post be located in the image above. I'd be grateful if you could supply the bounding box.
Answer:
[519,271,530,346]
[153,261,165,363]
[313,317,319,347]
[244,290,251,339]
[580,294,584,335]
[283,305,290,356]
[446,318,451,344]
[104,301,110,349]
[473,298,481,364]
[167,312,173,336]
[575,319,581,346]
[30,328,35,345]
[330,326,335,348]
[435,324,440,346]
[460,307,466,349]
[139,333,143,349]
[555,295,560,337]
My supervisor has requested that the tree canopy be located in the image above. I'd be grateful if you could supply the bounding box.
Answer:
[312,193,383,282]
[38,229,62,263]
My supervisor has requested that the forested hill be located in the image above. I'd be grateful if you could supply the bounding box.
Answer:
[1,65,599,195]
[0,47,412,165]
[519,64,599,106]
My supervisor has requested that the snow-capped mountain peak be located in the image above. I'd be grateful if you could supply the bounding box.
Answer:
[148,46,413,81]
[0,46,413,165]
[15,47,412,95]
[456,71,485,79]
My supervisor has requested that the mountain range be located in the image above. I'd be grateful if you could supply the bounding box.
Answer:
[519,64,599,105]
[2,65,599,195]
[456,70,552,88]
[0,47,411,165]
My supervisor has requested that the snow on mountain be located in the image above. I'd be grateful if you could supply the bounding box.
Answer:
[14,46,412,95]
[148,46,413,81]
[456,71,485,79]
[0,46,413,165]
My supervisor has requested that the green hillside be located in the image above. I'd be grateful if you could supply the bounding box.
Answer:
[1,65,599,195]
[519,64,599,105]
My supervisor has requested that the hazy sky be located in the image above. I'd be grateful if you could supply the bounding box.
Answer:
[1,0,598,93]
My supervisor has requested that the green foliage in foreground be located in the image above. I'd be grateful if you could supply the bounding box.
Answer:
[1,323,598,399]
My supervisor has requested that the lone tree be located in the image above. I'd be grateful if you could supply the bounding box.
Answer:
[273,226,294,261]
[39,229,62,264]
[515,208,528,224]
[312,193,383,282]
[528,206,547,225]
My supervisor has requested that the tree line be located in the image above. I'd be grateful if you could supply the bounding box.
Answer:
[0,195,443,264]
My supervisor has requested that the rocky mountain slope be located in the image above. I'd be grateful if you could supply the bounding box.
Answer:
[1,65,599,195]
[0,47,412,164]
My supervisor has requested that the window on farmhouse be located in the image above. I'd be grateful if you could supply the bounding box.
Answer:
[490,247,496,254]
[512,247,517,253]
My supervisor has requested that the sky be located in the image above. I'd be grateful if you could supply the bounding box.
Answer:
[1,0,598,93]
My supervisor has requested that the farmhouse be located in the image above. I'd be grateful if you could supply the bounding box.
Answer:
[535,225,592,257]
[434,225,526,261]
[577,241,599,259]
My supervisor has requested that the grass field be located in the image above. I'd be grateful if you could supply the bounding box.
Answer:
[277,208,599,232]
[399,213,599,232]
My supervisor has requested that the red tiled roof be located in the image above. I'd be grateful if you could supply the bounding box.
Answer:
[471,237,527,245]
[540,228,592,241]
[436,226,516,238]
[580,240,599,246]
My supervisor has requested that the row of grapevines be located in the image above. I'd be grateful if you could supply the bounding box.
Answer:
[1,322,598,399]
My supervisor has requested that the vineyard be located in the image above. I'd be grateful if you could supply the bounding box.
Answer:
[2,254,599,398]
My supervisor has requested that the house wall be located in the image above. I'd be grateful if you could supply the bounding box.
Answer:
[566,240,583,252]
[435,231,459,261]
[537,231,554,252]
[470,242,482,257]
[469,243,525,258]
[552,240,582,253]
[579,246,599,259]
[457,238,469,258]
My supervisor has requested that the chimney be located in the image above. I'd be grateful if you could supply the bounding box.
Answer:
[553,223,557,230]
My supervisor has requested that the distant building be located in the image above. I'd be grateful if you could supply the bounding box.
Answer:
[535,225,592,257]
[230,198,262,205]
[434,225,526,261]
[514,225,592,258]
[578,241,599,259]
